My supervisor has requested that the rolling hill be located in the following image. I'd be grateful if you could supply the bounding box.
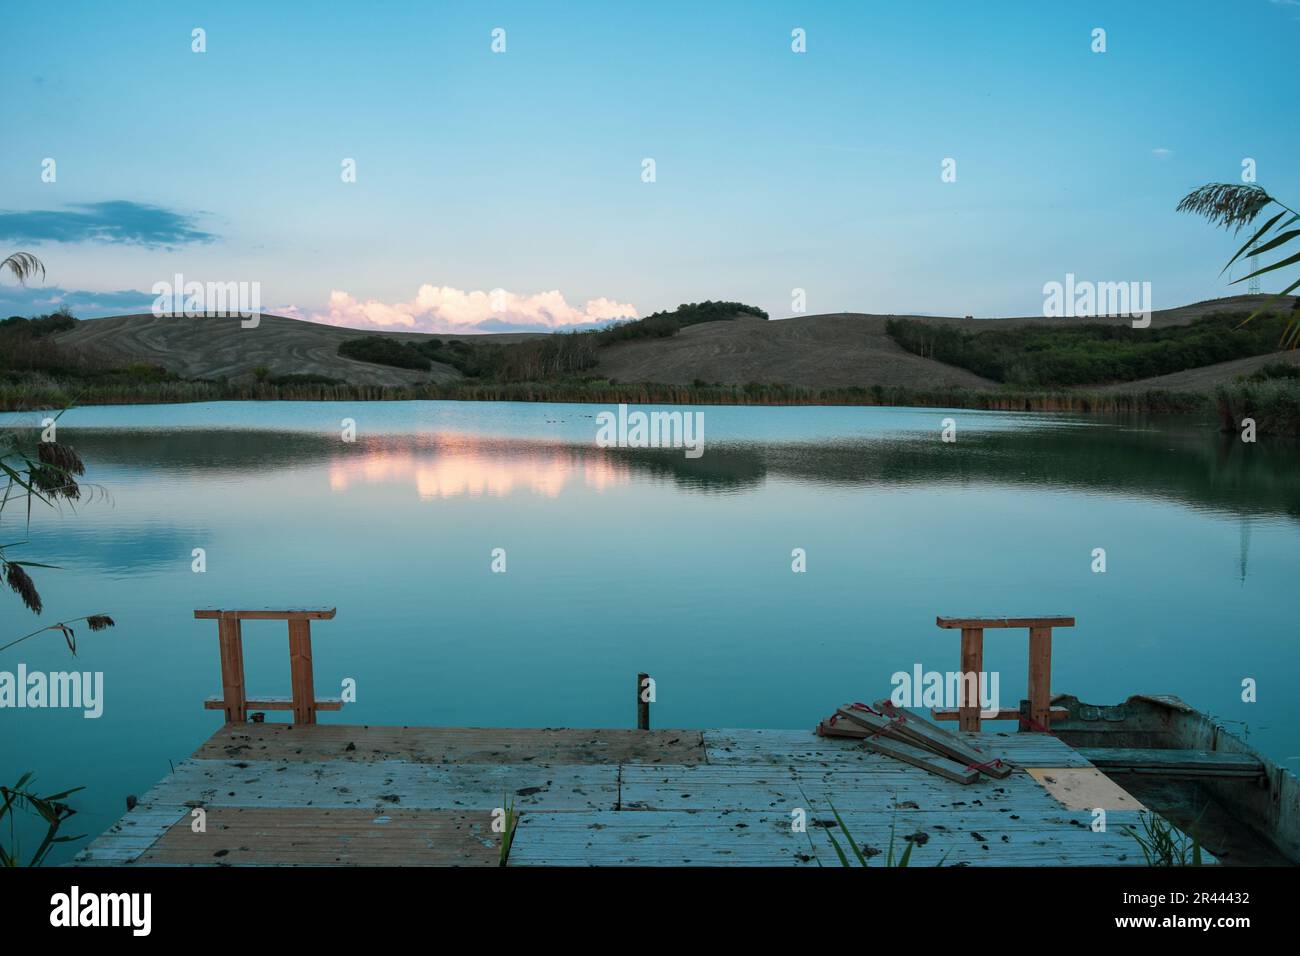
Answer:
[53,312,542,387]
[48,294,1296,392]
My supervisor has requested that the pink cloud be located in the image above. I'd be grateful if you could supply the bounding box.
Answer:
[307,284,638,332]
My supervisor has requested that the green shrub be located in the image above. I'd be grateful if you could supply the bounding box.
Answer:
[1216,379,1300,436]
[0,306,77,339]
[1243,362,1300,383]
[597,301,768,345]
[338,336,433,371]
[887,312,1291,387]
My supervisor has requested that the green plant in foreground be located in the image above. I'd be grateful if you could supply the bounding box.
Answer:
[820,799,947,867]
[0,609,109,865]
[0,774,84,867]
[1122,811,1203,866]
[1,401,114,866]
[0,614,116,656]
[1,252,44,285]
[1178,183,1300,346]
[498,792,518,867]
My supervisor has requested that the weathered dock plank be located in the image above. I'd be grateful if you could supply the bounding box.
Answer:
[807,807,1153,867]
[196,725,705,765]
[137,808,501,866]
[620,764,1073,813]
[76,804,191,865]
[508,809,1156,867]
[139,759,616,811]
[702,728,1092,767]
[510,812,818,866]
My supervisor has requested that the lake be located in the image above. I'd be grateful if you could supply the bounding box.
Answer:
[2,400,1298,864]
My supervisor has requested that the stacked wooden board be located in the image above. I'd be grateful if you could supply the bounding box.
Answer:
[817,700,1015,785]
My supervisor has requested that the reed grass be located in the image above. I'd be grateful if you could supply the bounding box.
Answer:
[498,792,518,867]
[0,376,1215,419]
[1121,811,1204,866]
[1,412,114,867]
[1215,379,1300,436]
[820,799,949,867]
[0,773,84,867]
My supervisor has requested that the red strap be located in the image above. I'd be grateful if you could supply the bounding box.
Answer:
[883,725,908,741]
[846,703,906,740]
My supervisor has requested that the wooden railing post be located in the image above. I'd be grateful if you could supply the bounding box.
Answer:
[958,627,984,732]
[1026,625,1052,732]
[288,619,316,726]
[217,615,246,724]
[637,672,651,730]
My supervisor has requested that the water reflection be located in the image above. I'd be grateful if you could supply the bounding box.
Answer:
[325,435,630,499]
[49,419,1300,517]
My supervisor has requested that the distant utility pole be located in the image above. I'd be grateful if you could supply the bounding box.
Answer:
[1248,254,1261,295]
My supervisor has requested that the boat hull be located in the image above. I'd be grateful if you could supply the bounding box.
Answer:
[1052,694,1300,865]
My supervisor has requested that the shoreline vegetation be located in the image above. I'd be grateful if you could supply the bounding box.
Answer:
[2,301,1298,435]
[886,311,1294,387]
[0,375,1233,415]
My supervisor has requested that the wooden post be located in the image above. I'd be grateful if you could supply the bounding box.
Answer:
[959,627,984,732]
[217,616,247,724]
[1027,625,1052,732]
[288,619,316,726]
[636,672,650,730]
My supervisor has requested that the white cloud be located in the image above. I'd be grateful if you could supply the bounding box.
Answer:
[1151,148,1174,159]
[308,285,638,333]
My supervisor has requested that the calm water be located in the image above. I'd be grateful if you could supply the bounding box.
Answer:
[2,400,1299,863]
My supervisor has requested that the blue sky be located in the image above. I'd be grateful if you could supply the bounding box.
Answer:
[2,0,1298,330]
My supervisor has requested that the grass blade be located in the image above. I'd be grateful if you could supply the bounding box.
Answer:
[826,799,868,867]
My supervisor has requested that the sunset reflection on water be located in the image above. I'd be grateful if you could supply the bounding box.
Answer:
[326,434,629,499]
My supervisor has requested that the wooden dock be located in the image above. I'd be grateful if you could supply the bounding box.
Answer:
[76,722,1164,866]
[74,606,1190,866]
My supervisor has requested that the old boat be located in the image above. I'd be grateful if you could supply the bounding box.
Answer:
[1052,694,1300,865]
